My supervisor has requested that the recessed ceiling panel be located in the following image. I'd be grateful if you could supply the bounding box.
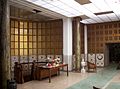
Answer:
[10,5,53,21]
[97,14,111,22]
[75,0,91,5]
[106,13,119,21]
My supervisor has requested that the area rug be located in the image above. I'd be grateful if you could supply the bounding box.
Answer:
[67,64,118,89]
[105,82,120,89]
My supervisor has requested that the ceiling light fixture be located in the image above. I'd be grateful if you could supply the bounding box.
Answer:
[32,9,42,13]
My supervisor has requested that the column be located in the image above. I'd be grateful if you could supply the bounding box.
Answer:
[0,0,10,89]
[84,25,88,61]
[74,17,82,72]
[63,18,72,71]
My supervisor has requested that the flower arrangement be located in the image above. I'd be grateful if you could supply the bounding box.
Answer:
[46,57,61,67]
[52,58,61,66]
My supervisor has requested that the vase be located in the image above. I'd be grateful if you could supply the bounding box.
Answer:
[81,59,86,73]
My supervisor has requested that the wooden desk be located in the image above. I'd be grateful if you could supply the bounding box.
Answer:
[38,64,68,83]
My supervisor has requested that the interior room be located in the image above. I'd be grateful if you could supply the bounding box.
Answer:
[1,0,120,89]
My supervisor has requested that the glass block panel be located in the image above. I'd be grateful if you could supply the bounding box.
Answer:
[20,42,23,48]
[24,42,27,48]
[11,21,14,27]
[46,36,50,41]
[46,49,51,54]
[20,36,23,41]
[29,42,32,48]
[29,23,32,28]
[15,35,18,41]
[11,42,14,48]
[24,49,27,55]
[38,23,41,28]
[46,22,50,28]
[29,36,32,41]
[33,49,36,55]
[20,49,23,55]
[15,42,18,48]
[41,36,45,41]
[41,30,45,35]
[24,36,27,41]
[42,23,45,28]
[29,49,32,55]
[15,49,18,55]
[59,49,62,54]
[15,28,18,34]
[42,50,46,54]
[11,49,15,55]
[33,23,37,28]
[11,28,14,34]
[41,42,45,48]
[51,36,55,41]
[29,29,32,35]
[38,36,41,41]
[20,22,23,28]
[38,43,41,48]
[20,29,23,35]
[38,30,41,35]
[33,36,36,41]
[46,42,50,48]
[24,29,27,35]
[51,49,54,54]
[11,35,14,41]
[33,30,36,35]
[33,43,36,48]
[38,49,41,54]
[24,22,27,28]
[46,30,50,35]
[15,21,18,28]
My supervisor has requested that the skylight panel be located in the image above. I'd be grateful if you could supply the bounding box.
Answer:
[49,7,61,11]
[28,0,46,5]
[42,4,54,8]
[89,0,111,12]
[83,3,100,13]
[86,19,97,23]
[92,17,104,23]
[97,14,111,22]
[105,0,120,19]
[106,13,119,21]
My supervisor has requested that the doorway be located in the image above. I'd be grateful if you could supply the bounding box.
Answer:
[108,43,120,63]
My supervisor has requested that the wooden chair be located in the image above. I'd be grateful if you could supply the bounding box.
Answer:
[14,62,32,83]
[87,61,97,72]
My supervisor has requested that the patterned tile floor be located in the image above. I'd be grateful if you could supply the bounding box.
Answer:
[17,64,120,89]
[67,64,119,89]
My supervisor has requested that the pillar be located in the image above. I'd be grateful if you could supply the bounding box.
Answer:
[74,17,82,72]
[0,0,10,89]
[63,18,72,71]
[84,25,88,61]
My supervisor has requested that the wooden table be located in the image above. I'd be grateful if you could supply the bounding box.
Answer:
[38,64,68,83]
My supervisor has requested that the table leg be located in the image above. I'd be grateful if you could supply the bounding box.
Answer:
[67,64,69,76]
[49,69,51,83]
[39,69,42,80]
[58,68,60,75]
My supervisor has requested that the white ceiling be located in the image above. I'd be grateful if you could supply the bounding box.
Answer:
[10,0,120,24]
